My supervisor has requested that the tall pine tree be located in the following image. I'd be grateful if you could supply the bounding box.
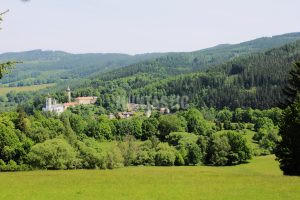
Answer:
[275,95,300,175]
[276,62,300,176]
[282,62,300,107]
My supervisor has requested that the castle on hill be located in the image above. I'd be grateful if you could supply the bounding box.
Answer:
[42,86,98,114]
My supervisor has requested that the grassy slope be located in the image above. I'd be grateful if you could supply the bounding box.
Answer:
[0,84,55,96]
[0,156,299,200]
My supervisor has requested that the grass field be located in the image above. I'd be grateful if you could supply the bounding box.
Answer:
[0,84,55,96]
[0,155,299,200]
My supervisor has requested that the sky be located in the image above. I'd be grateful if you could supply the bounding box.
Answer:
[0,0,300,55]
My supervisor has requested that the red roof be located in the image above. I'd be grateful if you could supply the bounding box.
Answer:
[64,102,79,107]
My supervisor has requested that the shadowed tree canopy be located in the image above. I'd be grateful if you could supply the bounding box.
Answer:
[282,62,300,107]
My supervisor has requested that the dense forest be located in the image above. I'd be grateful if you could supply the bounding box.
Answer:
[55,39,300,111]
[2,35,300,112]
[0,106,282,171]
[0,32,300,173]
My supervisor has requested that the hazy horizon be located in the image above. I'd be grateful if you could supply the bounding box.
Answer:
[0,0,300,54]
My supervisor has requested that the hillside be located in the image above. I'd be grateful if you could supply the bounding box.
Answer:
[69,40,300,111]
[95,32,300,81]
[0,50,166,86]
[1,33,300,111]
[1,32,300,88]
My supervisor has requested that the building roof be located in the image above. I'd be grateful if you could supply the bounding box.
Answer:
[75,97,97,100]
[63,102,79,107]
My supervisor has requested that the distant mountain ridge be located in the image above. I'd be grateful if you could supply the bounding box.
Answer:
[95,32,300,81]
[0,50,168,86]
[1,32,300,87]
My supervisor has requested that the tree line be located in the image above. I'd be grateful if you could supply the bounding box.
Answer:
[0,106,282,171]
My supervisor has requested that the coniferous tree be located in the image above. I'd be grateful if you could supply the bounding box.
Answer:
[275,95,300,175]
[282,62,300,107]
[275,62,300,176]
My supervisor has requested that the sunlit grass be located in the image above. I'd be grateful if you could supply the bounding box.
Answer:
[0,84,55,96]
[0,155,299,200]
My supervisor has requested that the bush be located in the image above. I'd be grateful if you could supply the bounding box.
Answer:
[166,132,203,165]
[226,131,252,165]
[158,115,187,141]
[184,108,210,135]
[0,159,29,171]
[76,141,105,169]
[141,117,159,140]
[216,108,233,123]
[105,144,124,169]
[209,135,230,166]
[118,136,139,166]
[135,140,156,166]
[208,131,252,166]
[155,143,176,166]
[28,138,77,170]
[166,132,197,146]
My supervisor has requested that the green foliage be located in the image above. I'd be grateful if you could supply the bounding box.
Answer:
[275,95,300,175]
[216,108,233,123]
[141,117,159,140]
[254,117,274,131]
[158,114,187,140]
[28,138,77,170]
[118,136,139,166]
[155,143,176,166]
[75,139,105,169]
[282,62,300,107]
[208,131,252,166]
[105,144,124,169]
[135,140,156,166]
[184,108,210,135]
[0,104,278,170]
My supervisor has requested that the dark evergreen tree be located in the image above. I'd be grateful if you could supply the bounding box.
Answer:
[275,95,300,175]
[282,62,300,107]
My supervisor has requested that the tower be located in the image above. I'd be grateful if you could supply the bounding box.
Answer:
[67,86,71,103]
[46,95,52,110]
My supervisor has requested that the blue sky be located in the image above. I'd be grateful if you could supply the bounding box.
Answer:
[0,0,299,54]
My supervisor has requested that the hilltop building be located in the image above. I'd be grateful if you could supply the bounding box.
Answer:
[42,87,98,114]
[42,97,65,114]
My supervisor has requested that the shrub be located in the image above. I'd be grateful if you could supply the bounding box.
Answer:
[28,138,77,170]
[118,136,139,166]
[155,143,176,166]
[135,140,156,166]
[105,144,124,169]
[184,108,210,135]
[141,117,159,140]
[208,131,252,166]
[158,115,187,141]
[76,141,105,169]
[209,135,230,166]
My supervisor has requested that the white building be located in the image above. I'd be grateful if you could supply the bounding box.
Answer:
[42,97,64,114]
[42,87,99,114]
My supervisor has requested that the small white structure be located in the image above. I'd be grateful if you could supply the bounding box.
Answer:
[42,97,64,114]
[145,109,152,118]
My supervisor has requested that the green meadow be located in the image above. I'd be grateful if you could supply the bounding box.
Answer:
[0,84,55,96]
[0,155,299,200]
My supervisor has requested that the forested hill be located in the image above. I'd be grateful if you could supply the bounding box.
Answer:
[0,50,166,86]
[1,32,300,87]
[95,32,300,81]
[2,33,300,112]
[68,40,300,111]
